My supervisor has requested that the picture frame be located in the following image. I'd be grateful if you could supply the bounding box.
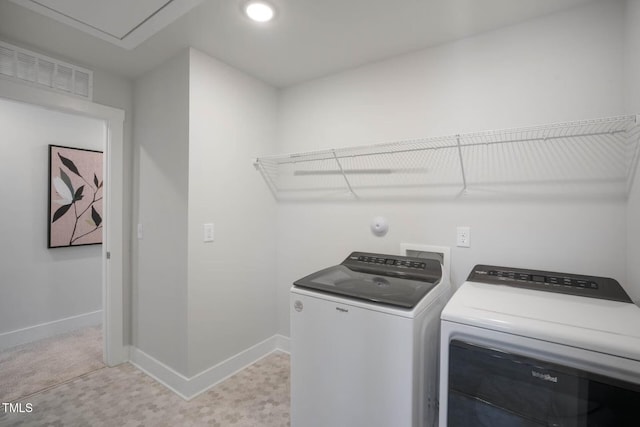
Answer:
[48,144,103,248]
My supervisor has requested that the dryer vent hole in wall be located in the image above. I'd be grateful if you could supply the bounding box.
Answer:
[370,216,389,237]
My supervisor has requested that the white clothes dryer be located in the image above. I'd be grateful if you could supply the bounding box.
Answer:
[439,264,640,426]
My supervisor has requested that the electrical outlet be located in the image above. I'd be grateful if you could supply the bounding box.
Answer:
[204,223,214,242]
[457,226,470,248]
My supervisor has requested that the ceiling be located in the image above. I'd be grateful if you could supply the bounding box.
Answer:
[0,0,600,88]
[7,0,203,48]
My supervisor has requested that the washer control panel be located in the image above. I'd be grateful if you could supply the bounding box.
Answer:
[352,254,427,270]
[343,252,441,282]
[468,265,631,303]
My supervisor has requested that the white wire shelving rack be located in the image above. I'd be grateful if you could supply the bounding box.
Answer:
[254,115,640,201]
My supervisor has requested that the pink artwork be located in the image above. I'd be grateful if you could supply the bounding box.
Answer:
[48,145,103,248]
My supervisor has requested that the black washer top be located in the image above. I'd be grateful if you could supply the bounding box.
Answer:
[467,264,632,303]
[293,252,442,308]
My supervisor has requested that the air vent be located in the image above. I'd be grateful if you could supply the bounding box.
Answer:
[0,40,93,100]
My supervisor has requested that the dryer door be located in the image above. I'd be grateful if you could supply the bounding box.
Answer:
[447,340,640,427]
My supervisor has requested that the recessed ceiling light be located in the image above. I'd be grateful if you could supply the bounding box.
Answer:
[245,1,275,23]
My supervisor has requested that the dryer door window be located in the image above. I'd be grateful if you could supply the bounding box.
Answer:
[448,340,640,427]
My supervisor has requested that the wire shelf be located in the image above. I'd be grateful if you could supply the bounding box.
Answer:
[254,115,640,200]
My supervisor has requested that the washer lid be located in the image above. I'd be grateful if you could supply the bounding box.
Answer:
[293,252,441,308]
[443,281,640,362]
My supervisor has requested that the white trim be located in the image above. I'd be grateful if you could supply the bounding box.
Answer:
[0,310,102,351]
[8,0,203,50]
[130,334,290,400]
[273,334,291,354]
[0,77,126,367]
[129,347,192,400]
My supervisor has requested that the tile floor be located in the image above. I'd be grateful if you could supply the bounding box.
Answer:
[0,326,104,403]
[0,351,291,427]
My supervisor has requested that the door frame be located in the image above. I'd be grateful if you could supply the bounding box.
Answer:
[0,77,127,366]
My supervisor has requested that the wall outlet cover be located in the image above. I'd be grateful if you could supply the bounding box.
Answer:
[456,226,470,248]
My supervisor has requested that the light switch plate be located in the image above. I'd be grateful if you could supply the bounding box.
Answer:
[204,223,214,242]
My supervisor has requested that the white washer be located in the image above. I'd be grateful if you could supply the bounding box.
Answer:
[291,252,452,427]
[439,264,640,426]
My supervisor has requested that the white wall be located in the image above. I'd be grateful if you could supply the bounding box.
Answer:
[132,48,279,378]
[133,50,190,374]
[276,0,628,335]
[0,98,104,335]
[625,0,640,303]
[187,48,278,376]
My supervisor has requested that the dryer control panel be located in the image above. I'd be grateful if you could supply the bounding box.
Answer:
[468,265,631,303]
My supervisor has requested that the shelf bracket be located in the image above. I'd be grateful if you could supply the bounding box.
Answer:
[253,158,280,200]
[332,150,358,198]
[456,135,468,193]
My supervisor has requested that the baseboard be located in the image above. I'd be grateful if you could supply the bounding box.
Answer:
[129,346,192,399]
[129,334,291,400]
[274,334,290,353]
[0,310,102,351]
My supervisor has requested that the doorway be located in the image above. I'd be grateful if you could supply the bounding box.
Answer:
[0,78,126,367]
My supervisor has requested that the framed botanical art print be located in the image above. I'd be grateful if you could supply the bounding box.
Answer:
[48,145,103,248]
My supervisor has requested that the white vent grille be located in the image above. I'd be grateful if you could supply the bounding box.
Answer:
[0,45,15,76]
[37,59,54,87]
[0,40,93,100]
